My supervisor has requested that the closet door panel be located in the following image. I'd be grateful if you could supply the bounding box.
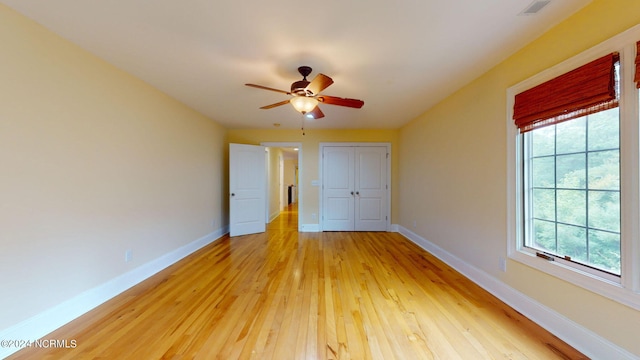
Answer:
[355,147,387,231]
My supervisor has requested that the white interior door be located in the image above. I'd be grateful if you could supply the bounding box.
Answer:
[322,146,355,231]
[355,147,388,231]
[229,143,266,237]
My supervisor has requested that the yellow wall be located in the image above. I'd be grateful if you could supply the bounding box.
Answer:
[398,0,640,355]
[227,129,400,226]
[0,5,227,330]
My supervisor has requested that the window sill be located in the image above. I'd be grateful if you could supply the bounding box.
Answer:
[509,249,640,311]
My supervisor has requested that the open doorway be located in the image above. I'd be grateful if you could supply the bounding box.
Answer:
[262,142,302,232]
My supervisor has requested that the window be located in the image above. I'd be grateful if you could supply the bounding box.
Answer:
[507,25,640,310]
[523,108,621,276]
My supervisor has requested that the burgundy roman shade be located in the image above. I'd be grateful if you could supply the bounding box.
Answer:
[513,53,619,133]
[635,41,640,88]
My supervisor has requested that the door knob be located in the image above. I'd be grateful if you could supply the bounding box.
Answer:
[231,193,235,197]
[350,191,354,195]
[356,191,360,195]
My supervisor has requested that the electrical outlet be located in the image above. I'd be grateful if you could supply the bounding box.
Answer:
[311,213,317,220]
[499,257,507,272]
[413,220,417,228]
[125,249,133,263]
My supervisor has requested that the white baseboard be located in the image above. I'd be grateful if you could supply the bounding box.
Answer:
[0,226,228,359]
[397,225,638,360]
[300,224,320,232]
[300,224,399,233]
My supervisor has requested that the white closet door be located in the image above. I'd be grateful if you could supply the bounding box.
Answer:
[322,146,355,231]
[355,147,387,231]
[321,145,389,232]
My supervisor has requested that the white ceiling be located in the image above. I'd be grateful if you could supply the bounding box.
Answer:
[1,0,591,129]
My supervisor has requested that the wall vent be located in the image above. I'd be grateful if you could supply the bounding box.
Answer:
[519,0,551,15]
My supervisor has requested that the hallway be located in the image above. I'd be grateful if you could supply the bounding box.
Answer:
[267,202,298,231]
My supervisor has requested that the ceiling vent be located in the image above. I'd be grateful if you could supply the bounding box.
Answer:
[519,0,551,15]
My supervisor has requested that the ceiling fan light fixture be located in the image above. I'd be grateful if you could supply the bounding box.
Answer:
[245,66,363,120]
[290,96,318,114]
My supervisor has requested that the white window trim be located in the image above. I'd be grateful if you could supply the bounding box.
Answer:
[506,24,640,311]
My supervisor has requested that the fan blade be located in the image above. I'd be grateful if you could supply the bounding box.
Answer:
[260,99,291,109]
[305,74,334,95]
[245,83,291,95]
[307,106,324,119]
[318,95,364,108]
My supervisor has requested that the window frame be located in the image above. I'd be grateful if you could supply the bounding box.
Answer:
[507,24,640,310]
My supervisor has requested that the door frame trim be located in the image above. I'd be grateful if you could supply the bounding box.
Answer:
[319,142,391,232]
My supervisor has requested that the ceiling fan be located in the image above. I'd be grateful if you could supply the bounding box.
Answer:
[245,66,364,119]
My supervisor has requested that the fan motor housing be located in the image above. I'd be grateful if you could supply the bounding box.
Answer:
[291,80,310,96]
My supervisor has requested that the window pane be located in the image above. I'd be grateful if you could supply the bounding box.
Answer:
[533,219,556,252]
[531,125,555,157]
[557,154,586,189]
[588,230,621,275]
[556,117,586,154]
[532,157,554,187]
[588,191,620,232]
[557,224,587,263]
[532,189,555,221]
[588,108,619,151]
[557,190,586,226]
[588,150,619,190]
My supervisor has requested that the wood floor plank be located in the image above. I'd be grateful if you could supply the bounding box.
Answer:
[7,204,587,359]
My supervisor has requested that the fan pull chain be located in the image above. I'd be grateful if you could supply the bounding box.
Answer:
[301,115,305,136]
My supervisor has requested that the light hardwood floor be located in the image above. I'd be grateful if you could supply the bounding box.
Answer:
[9,204,586,359]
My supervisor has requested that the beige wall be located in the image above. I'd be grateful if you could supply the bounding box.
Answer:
[227,129,400,226]
[283,158,297,202]
[398,0,640,355]
[0,5,227,330]
[266,147,283,220]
